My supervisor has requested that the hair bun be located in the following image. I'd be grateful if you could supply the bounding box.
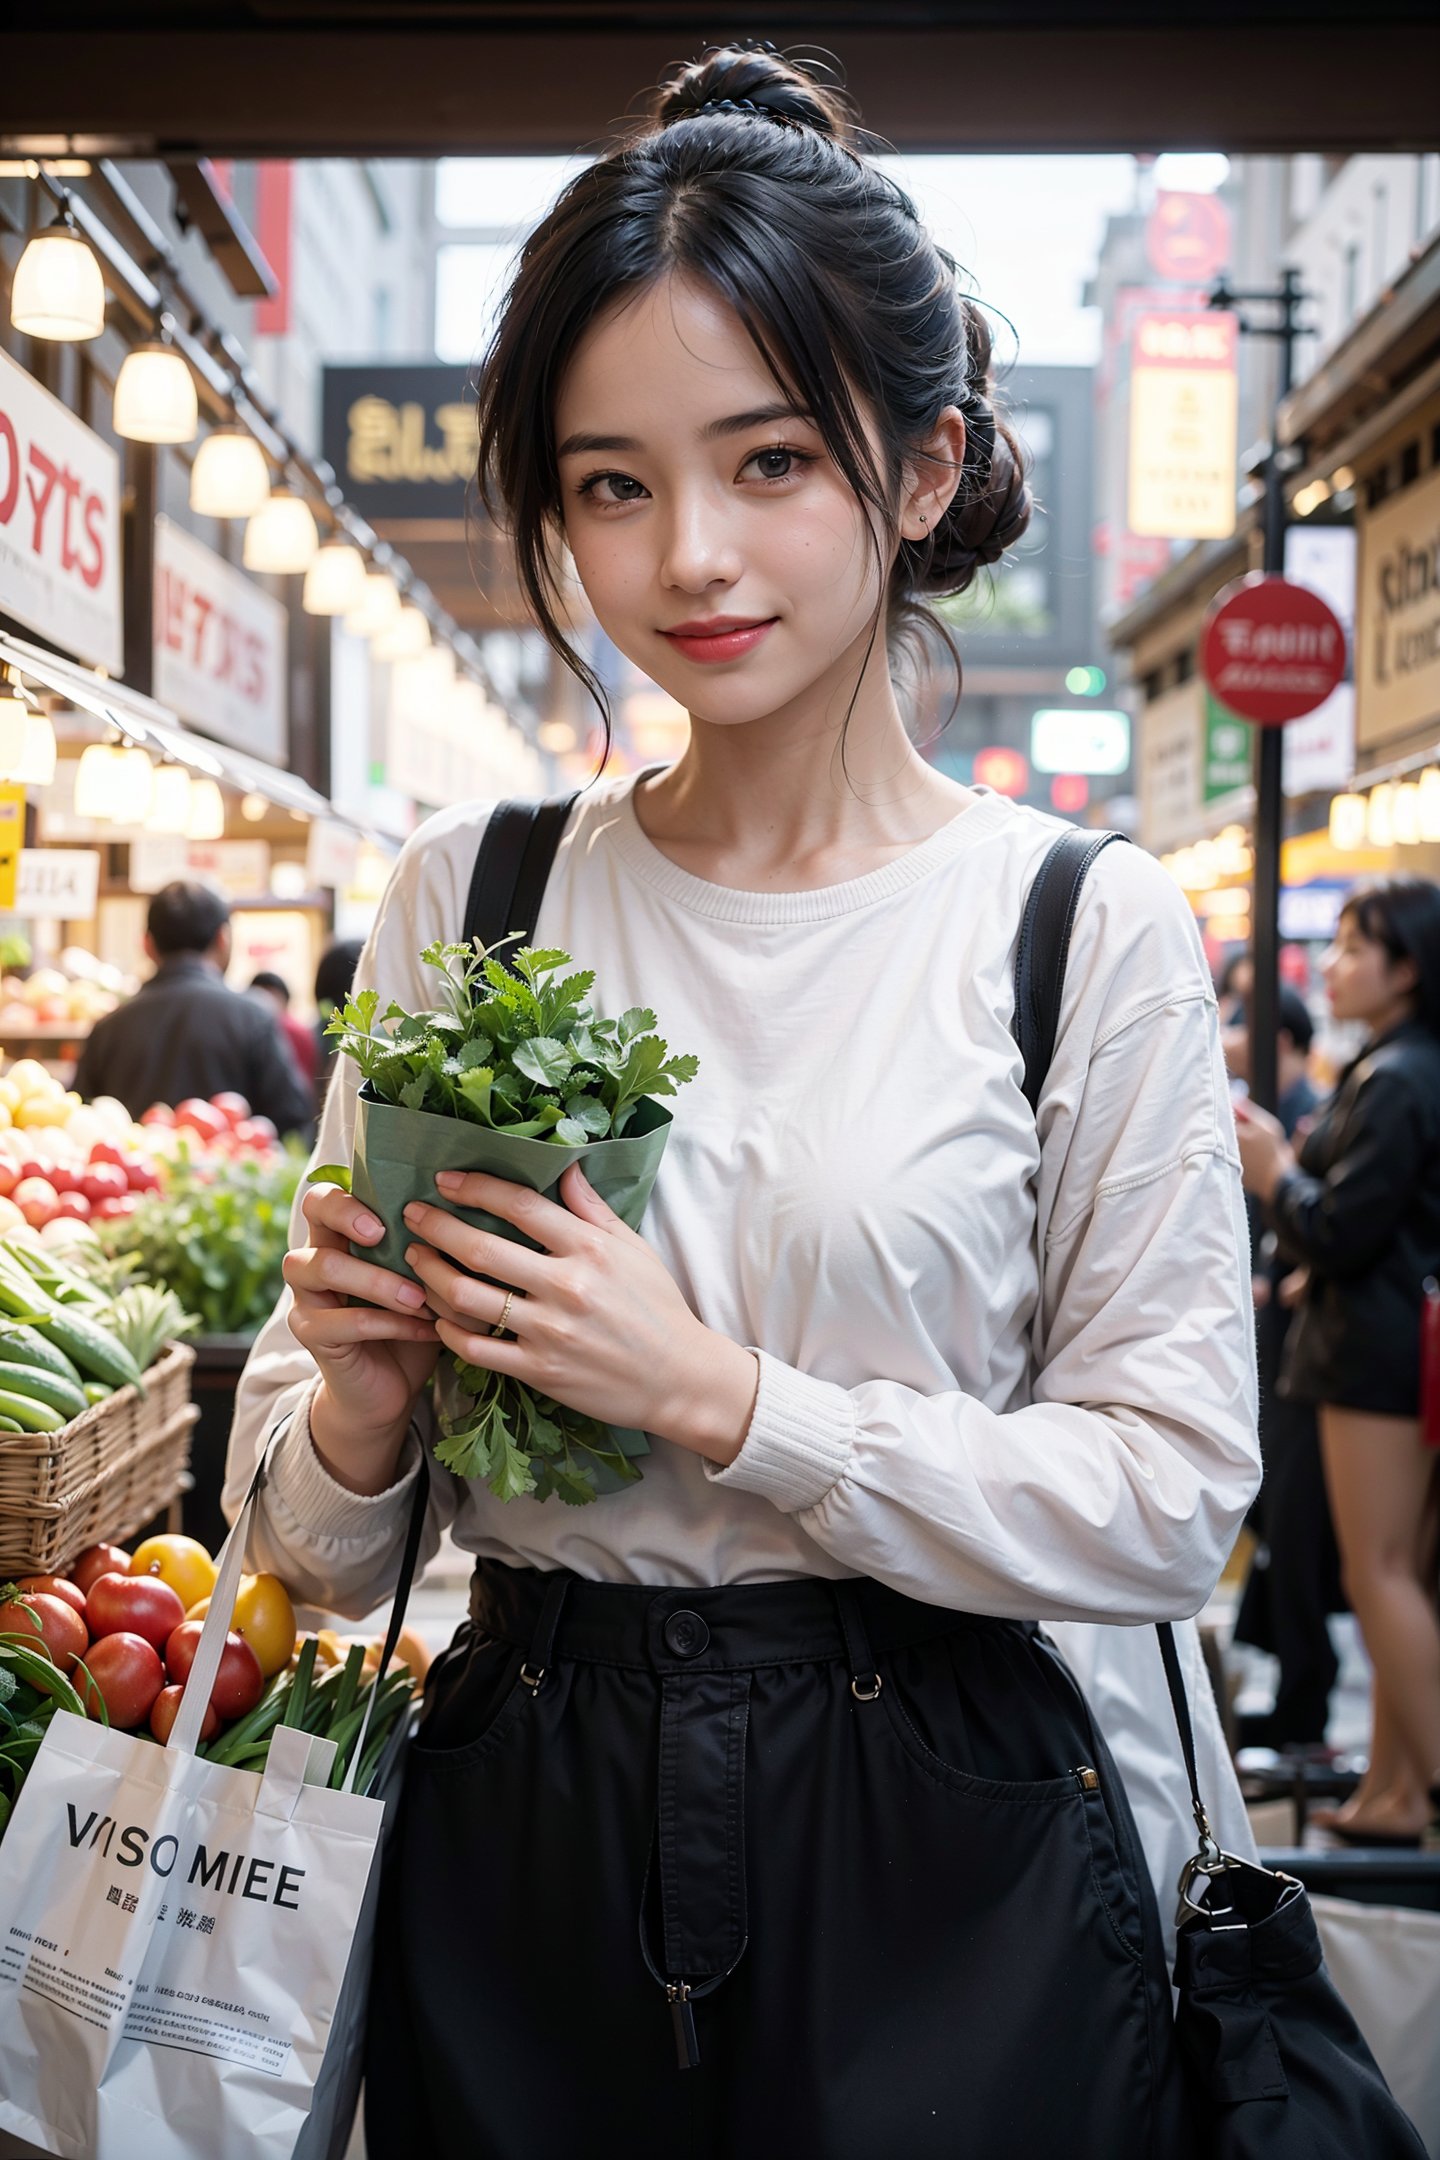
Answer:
[655,44,853,141]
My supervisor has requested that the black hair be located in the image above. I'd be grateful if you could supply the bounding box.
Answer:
[147,881,229,957]
[476,42,1031,759]
[249,970,290,1004]
[1340,875,1440,1038]
[1217,951,1252,1000]
[315,937,365,1011]
[1277,986,1314,1055]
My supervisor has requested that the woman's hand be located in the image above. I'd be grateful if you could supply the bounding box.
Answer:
[401,1162,760,1466]
[1234,1098,1297,1203]
[282,1185,441,1491]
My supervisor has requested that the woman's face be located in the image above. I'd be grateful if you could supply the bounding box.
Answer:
[1320,911,1416,1028]
[553,274,898,727]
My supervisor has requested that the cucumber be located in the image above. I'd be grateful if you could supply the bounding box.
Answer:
[0,1363,88,1423]
[0,1324,84,1389]
[0,1268,141,1391]
[83,1382,113,1406]
[0,1387,65,1433]
[0,1417,22,1434]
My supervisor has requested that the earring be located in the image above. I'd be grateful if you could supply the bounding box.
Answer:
[918,510,929,532]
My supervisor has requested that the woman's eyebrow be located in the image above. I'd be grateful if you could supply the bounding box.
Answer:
[556,403,815,459]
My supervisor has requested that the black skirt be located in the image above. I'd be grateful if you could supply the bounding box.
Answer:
[365,1563,1193,2159]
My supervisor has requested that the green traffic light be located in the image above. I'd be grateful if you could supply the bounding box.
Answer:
[1064,665,1108,697]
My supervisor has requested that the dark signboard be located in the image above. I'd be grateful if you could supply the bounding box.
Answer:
[320,364,475,522]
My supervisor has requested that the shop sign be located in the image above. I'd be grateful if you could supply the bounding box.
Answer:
[129,835,271,898]
[1202,574,1347,725]
[152,518,287,762]
[1356,463,1440,753]
[320,365,473,523]
[1127,310,1238,540]
[1137,680,1204,852]
[1127,307,1238,538]
[15,849,100,918]
[0,785,25,910]
[1030,708,1131,776]
[1145,192,1230,286]
[0,348,121,674]
[1203,697,1251,800]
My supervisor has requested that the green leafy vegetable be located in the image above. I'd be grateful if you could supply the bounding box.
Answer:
[94,1146,306,1338]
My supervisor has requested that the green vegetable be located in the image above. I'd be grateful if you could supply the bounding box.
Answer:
[326,940,698,1144]
[93,1146,304,1339]
[102,1282,198,1373]
[0,1388,64,1433]
[0,1322,83,1389]
[0,1257,141,1390]
[307,1164,351,1193]
[83,1382,112,1406]
[0,1363,87,1423]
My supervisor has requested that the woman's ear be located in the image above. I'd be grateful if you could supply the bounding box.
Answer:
[901,405,967,541]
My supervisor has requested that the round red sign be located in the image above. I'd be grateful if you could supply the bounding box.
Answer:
[1200,574,1347,726]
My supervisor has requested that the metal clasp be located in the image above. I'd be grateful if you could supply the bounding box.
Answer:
[519,1662,546,1694]
[850,1672,883,1702]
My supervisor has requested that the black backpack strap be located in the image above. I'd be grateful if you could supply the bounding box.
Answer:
[1013,827,1126,1112]
[461,792,581,953]
[1012,824,1221,1869]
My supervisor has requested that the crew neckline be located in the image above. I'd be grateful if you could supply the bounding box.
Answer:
[603,767,1008,925]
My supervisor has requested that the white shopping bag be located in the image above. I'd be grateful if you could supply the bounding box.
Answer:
[0,1440,420,2160]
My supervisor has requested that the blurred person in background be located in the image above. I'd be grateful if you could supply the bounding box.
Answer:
[1237,877,1440,1841]
[313,936,365,1114]
[249,970,320,1093]
[1217,949,1253,1030]
[75,882,314,1138]
[1232,987,1344,1751]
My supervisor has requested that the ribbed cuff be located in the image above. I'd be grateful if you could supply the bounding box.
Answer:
[703,1348,856,1512]
[266,1384,423,1542]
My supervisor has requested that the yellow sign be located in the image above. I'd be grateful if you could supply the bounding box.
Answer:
[0,785,26,910]
[1127,310,1239,541]
[1356,457,1440,753]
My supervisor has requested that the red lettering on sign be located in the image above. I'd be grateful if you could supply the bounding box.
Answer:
[25,445,60,554]
[79,491,105,590]
[0,411,17,526]
[190,590,214,670]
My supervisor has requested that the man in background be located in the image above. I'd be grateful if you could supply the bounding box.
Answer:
[74,882,313,1137]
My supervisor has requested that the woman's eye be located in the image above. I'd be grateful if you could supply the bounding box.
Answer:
[579,472,648,504]
[744,447,807,483]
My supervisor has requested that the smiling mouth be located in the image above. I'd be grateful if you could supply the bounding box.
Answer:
[657,617,778,663]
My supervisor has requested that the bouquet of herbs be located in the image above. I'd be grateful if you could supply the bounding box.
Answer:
[314,938,698,1506]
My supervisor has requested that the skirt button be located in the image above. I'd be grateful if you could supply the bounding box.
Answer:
[664,1609,710,1658]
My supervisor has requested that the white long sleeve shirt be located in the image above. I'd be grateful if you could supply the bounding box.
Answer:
[225,768,1261,1921]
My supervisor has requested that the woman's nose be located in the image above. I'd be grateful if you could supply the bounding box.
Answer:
[659,492,741,593]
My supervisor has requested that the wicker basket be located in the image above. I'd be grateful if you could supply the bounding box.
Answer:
[0,1342,198,1578]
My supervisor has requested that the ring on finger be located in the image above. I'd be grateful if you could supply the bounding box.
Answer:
[489,1287,519,1338]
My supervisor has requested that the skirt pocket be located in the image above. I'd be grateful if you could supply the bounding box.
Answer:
[878,1622,1097,1802]
[408,1623,528,1774]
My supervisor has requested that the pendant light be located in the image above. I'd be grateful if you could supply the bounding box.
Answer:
[0,690,29,778]
[185,777,227,841]
[243,487,319,575]
[373,602,431,661]
[302,540,368,616]
[14,710,57,788]
[190,428,271,520]
[146,764,193,835]
[10,207,105,341]
[113,341,198,444]
[343,570,401,639]
[1327,792,1366,851]
[1419,767,1440,844]
[108,747,156,825]
[73,743,120,819]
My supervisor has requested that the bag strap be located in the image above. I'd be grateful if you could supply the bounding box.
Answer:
[462,793,582,955]
[1012,825,1223,1861]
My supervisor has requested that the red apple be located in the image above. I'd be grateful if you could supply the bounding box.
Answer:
[86,1571,185,1652]
[0,1163,17,1200]
[71,1542,132,1596]
[210,1092,250,1128]
[14,1177,59,1229]
[92,1193,141,1222]
[17,1574,86,1616]
[54,1191,93,1222]
[124,1158,162,1193]
[164,1621,264,1721]
[47,1165,77,1195]
[149,1683,221,1745]
[79,1161,129,1206]
[88,1139,128,1169]
[75,1633,165,1728]
[16,1156,52,1186]
[0,1591,87,1669]
[140,1103,175,1127]
[174,1099,228,1143]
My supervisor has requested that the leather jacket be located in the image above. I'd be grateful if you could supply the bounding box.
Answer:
[1272,1019,1440,1414]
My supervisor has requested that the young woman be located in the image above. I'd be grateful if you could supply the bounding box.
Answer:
[227,47,1259,2155]
[1238,878,1440,1843]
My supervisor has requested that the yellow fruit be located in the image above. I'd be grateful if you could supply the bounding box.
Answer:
[0,1104,11,1130]
[130,1533,217,1612]
[5,1059,50,1101]
[185,1595,211,1623]
[0,1081,17,1113]
[229,1573,297,1678]
[314,1629,346,1669]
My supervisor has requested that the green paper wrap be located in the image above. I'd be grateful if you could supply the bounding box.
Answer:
[349,1084,677,1476]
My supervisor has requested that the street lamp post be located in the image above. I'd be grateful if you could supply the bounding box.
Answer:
[1207,267,1311,1113]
